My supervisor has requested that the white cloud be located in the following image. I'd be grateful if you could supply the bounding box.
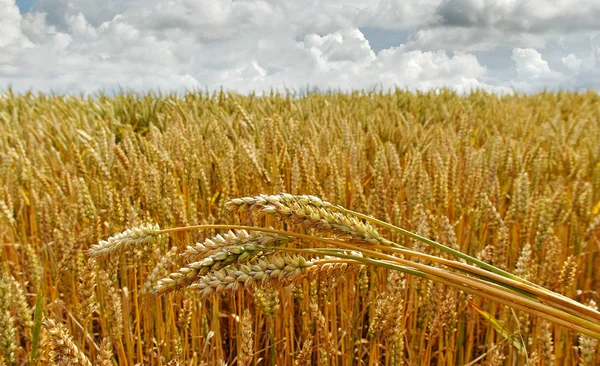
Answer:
[510,47,574,92]
[374,49,489,89]
[512,48,552,78]
[208,31,501,94]
[302,29,376,64]
[562,53,582,72]
[2,0,600,94]
[0,0,24,47]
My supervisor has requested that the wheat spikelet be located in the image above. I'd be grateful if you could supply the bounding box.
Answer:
[143,246,180,294]
[489,344,506,366]
[0,275,16,365]
[225,193,333,212]
[438,289,459,334]
[309,303,335,364]
[96,337,114,366]
[255,287,280,317]
[0,200,15,227]
[514,243,534,282]
[226,194,384,244]
[238,309,254,366]
[76,256,98,329]
[557,255,578,296]
[181,229,293,263]
[294,334,314,366]
[584,214,600,240]
[155,254,313,297]
[307,256,363,282]
[579,300,599,366]
[369,271,404,341]
[88,223,161,257]
[537,320,555,365]
[113,144,131,171]
[42,318,92,366]
[97,269,123,339]
[154,232,292,295]
[7,275,33,332]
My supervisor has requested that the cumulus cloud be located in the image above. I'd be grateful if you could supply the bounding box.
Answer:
[562,53,582,72]
[1,0,599,94]
[512,48,553,78]
[211,29,502,93]
[509,48,575,92]
[303,29,376,64]
[0,0,25,47]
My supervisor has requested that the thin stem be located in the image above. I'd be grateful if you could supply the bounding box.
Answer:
[284,236,600,326]
[333,206,600,323]
[157,224,600,338]
[333,205,519,280]
[297,251,600,340]
[365,242,600,324]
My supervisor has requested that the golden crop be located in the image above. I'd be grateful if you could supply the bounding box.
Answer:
[0,89,599,365]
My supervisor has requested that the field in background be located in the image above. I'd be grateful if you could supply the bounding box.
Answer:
[1,89,599,365]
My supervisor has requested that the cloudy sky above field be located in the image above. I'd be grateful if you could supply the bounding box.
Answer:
[2,0,600,94]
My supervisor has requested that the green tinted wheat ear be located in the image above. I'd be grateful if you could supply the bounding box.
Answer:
[181,229,293,262]
[155,254,314,297]
[154,231,293,295]
[192,254,313,297]
[255,288,280,317]
[88,223,160,257]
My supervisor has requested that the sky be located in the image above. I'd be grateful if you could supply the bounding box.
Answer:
[2,0,600,95]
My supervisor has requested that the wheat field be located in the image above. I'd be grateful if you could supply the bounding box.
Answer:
[0,89,599,365]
